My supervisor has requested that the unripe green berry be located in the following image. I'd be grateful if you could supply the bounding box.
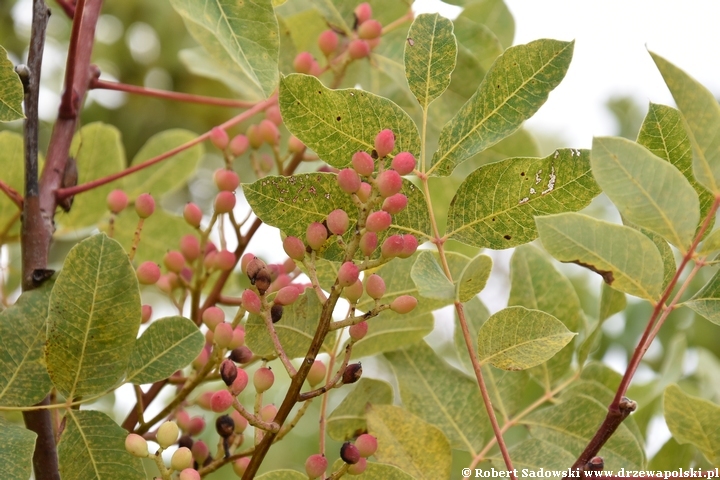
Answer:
[307,360,327,387]
[216,414,235,438]
[392,151,416,175]
[355,434,378,457]
[220,359,238,386]
[305,454,328,479]
[380,234,404,258]
[318,29,339,56]
[352,151,374,176]
[164,250,185,273]
[141,304,152,323]
[125,433,149,457]
[306,222,328,250]
[274,286,300,305]
[214,191,236,214]
[354,2,372,24]
[107,189,129,213]
[179,234,201,261]
[337,168,361,193]
[349,321,368,340]
[230,367,249,396]
[171,447,193,471]
[366,211,392,232]
[214,169,240,192]
[341,441,361,464]
[374,129,395,158]
[283,236,306,261]
[356,182,372,202]
[382,193,408,214]
[348,457,368,475]
[358,19,382,40]
[343,278,364,303]
[157,421,179,448]
[400,234,419,258]
[348,39,370,59]
[327,209,350,235]
[293,52,314,74]
[183,203,202,228]
[135,193,155,218]
[210,127,229,150]
[233,457,251,476]
[214,323,234,348]
[242,289,262,314]
[376,169,402,198]
[137,261,161,285]
[359,232,378,257]
[229,134,249,156]
[253,367,274,392]
[390,295,417,314]
[365,274,386,299]
[202,306,225,331]
[259,404,277,422]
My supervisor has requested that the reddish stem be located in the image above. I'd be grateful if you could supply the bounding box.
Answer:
[0,180,23,209]
[58,0,86,118]
[54,0,75,17]
[90,78,258,108]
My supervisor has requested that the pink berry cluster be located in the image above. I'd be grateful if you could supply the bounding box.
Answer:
[293,3,383,77]
[304,433,377,478]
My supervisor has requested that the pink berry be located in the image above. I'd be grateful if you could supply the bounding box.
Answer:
[179,468,201,480]
[275,285,300,305]
[229,326,245,349]
[125,433,149,457]
[214,249,236,271]
[229,134,249,156]
[349,321,368,340]
[382,193,408,214]
[366,211,392,232]
[106,189,129,213]
[307,360,327,387]
[341,442,361,464]
[283,258,296,274]
[359,232,378,256]
[209,127,229,150]
[294,52,314,74]
[195,391,213,410]
[202,306,225,331]
[305,454,328,479]
[288,135,305,153]
[318,29,339,56]
[400,235,419,258]
[135,193,155,219]
[392,152,416,175]
[141,304,152,323]
[348,39,370,60]
[179,235,201,261]
[233,458,251,476]
[258,119,280,145]
[348,457,367,475]
[210,390,234,413]
[214,191,236,213]
[191,440,209,462]
[214,169,240,192]
[230,368,249,396]
[374,129,395,158]
[260,404,277,422]
[354,3,372,24]
[192,348,210,370]
[164,250,185,273]
[230,409,248,433]
[265,104,282,125]
[137,261,161,285]
[381,234,404,258]
[337,168,361,193]
[358,19,382,40]
[355,434,378,457]
[242,289,262,314]
[283,236,306,260]
[338,262,360,287]
[327,209,350,235]
[367,37,381,50]
[306,222,328,250]
[175,410,190,431]
[376,170,402,198]
[187,416,205,435]
[352,151,374,176]
[390,295,417,314]
[343,279,364,303]
[366,274,386,299]
[246,124,263,149]
[214,323,234,348]
[254,367,274,392]
[241,253,255,274]
[356,182,372,202]
[183,203,202,228]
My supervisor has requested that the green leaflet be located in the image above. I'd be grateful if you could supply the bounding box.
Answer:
[126,316,204,384]
[457,253,492,302]
[456,0,515,49]
[429,39,573,176]
[385,342,487,452]
[490,438,575,471]
[536,213,664,300]
[0,46,24,122]
[0,132,23,240]
[453,16,503,72]
[637,103,715,236]
[404,13,457,109]
[350,312,434,359]
[410,251,455,300]
[591,136,699,251]
[700,228,720,254]
[179,47,264,100]
[685,270,720,326]
[46,234,141,399]
[0,282,53,406]
[256,471,306,480]
[650,51,720,194]
[58,410,145,480]
[477,306,576,371]
[648,439,694,470]
[279,75,421,169]
[169,0,279,97]
[367,405,452,480]
[327,378,393,442]
[0,418,36,480]
[664,384,720,465]
[447,149,600,249]
[331,460,415,480]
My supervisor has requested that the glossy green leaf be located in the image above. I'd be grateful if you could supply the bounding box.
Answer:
[279,74,421,168]
[58,410,145,480]
[477,306,575,371]
[0,282,53,406]
[169,0,279,97]
[385,342,487,452]
[367,405,452,480]
[490,438,575,471]
[685,270,720,326]
[0,131,23,240]
[650,52,720,194]
[57,123,125,232]
[110,208,195,264]
[410,251,455,300]
[0,418,36,480]
[123,130,204,200]
[126,316,204,384]
[523,396,644,469]
[456,0,515,49]
[536,213,664,300]
[579,283,625,366]
[637,103,715,235]
[331,459,415,480]
[351,312,434,359]
[179,47,264,100]
[457,254,492,302]
[46,234,141,399]
[591,136,699,250]
[327,378,393,442]
[256,471,305,480]
[429,39,574,176]
[664,384,720,465]
[404,13,457,109]
[447,149,601,248]
[245,289,332,358]
[0,46,24,122]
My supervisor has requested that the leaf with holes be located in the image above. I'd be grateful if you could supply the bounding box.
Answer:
[279,75,421,168]
[536,213,664,300]
[327,378,393,442]
[477,306,575,371]
[0,46,24,122]
[447,148,600,248]
[45,234,141,399]
[429,39,573,176]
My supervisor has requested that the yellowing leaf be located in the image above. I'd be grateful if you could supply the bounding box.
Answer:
[663,384,720,465]
[327,378,393,442]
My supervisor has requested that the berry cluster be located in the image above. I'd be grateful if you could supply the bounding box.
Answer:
[304,433,378,478]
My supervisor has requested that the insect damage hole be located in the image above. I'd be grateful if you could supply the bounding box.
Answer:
[503,234,512,240]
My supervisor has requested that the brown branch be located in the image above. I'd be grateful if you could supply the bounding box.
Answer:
[0,180,23,209]
[90,78,258,108]
[121,380,167,431]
